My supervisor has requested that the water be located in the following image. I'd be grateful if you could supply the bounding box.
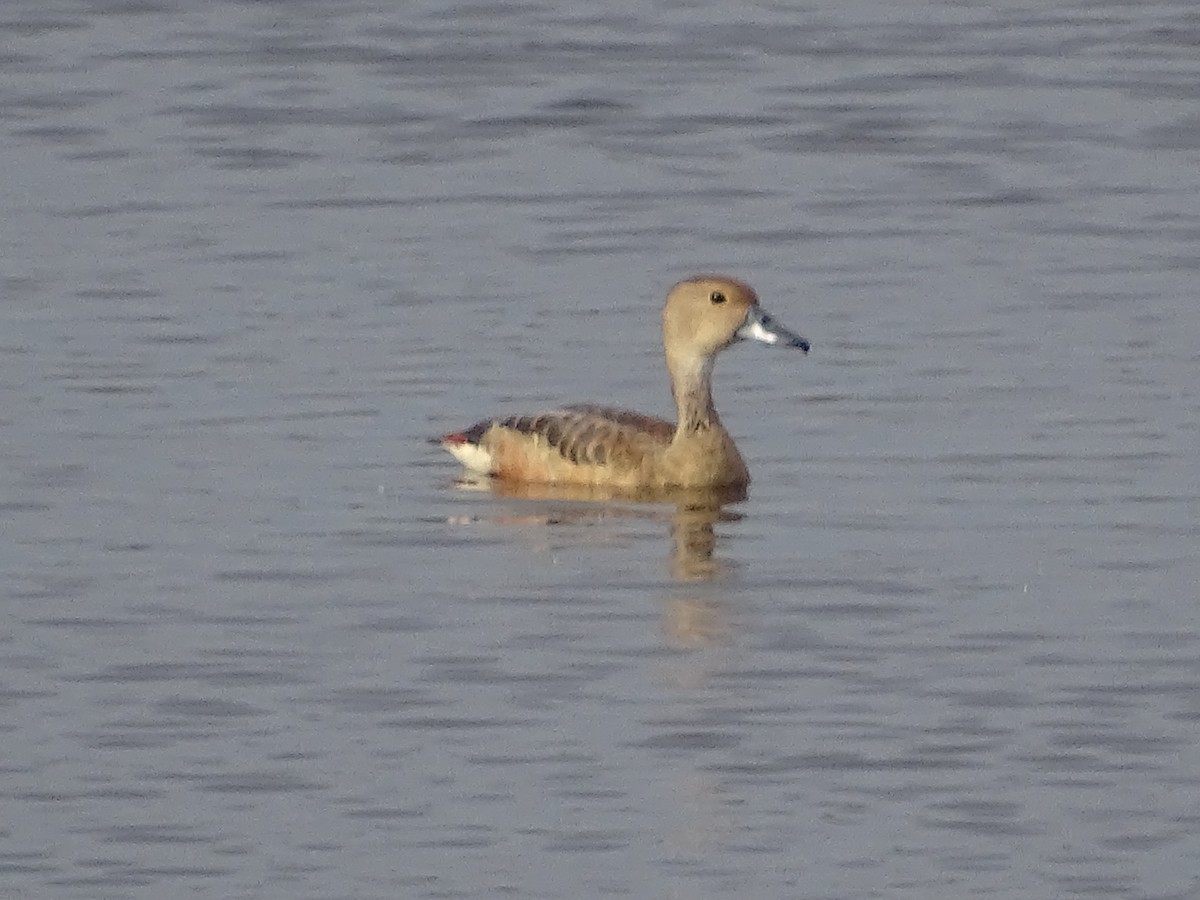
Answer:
[2,1,1198,898]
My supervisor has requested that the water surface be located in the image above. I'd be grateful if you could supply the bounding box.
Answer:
[2,1,1198,898]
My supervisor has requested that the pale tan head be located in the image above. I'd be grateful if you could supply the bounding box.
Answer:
[662,275,809,364]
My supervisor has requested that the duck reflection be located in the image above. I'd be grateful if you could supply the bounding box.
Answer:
[450,476,742,644]
[445,477,739,860]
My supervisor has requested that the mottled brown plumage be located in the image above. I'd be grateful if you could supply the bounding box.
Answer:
[496,405,672,467]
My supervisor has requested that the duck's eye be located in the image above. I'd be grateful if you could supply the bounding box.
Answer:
[709,291,726,304]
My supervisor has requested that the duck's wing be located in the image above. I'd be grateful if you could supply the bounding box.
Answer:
[439,404,674,474]
[500,404,673,467]
[561,404,675,444]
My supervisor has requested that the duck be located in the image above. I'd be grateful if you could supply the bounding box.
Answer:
[436,275,809,491]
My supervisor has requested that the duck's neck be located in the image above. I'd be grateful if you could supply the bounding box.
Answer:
[668,352,720,436]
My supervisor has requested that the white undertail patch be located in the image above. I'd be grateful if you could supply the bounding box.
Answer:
[444,440,494,474]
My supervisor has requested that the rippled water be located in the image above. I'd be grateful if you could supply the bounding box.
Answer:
[2,1,1199,898]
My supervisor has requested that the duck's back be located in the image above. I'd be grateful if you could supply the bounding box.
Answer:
[441,404,674,485]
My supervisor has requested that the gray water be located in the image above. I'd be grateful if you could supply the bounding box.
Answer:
[2,1,1199,898]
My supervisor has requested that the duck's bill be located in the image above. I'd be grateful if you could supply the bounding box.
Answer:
[737,306,810,352]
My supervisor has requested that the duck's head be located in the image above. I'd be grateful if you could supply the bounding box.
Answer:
[662,275,809,361]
